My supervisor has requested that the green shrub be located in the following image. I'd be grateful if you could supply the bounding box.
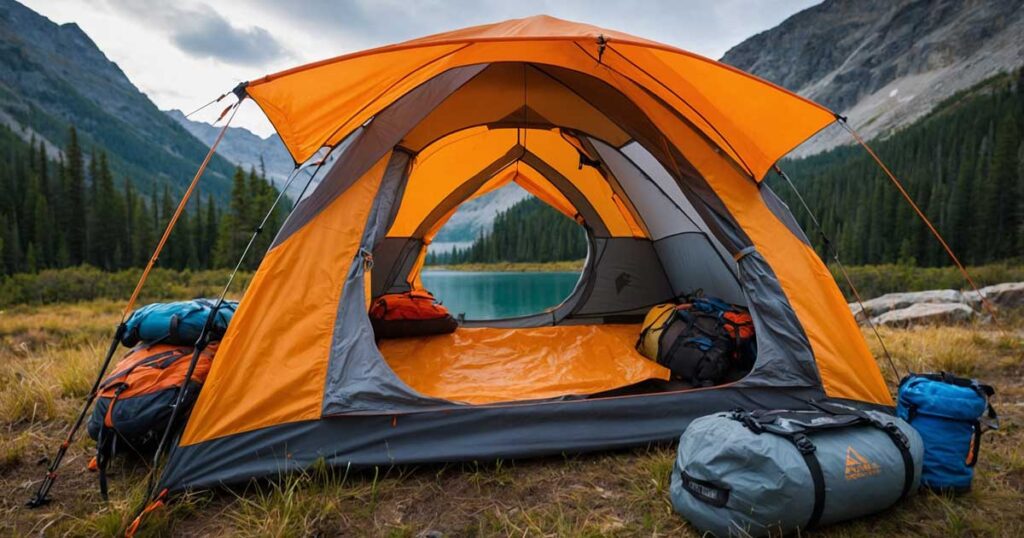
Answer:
[831,262,1024,300]
[0,265,253,307]
[0,263,1020,307]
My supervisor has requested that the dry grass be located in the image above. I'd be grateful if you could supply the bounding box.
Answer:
[1,300,1022,537]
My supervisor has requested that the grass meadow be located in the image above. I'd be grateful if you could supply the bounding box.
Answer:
[0,300,1021,536]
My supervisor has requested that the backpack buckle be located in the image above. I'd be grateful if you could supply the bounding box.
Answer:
[883,423,909,449]
[792,433,816,455]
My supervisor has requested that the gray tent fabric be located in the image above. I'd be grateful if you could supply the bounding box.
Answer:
[653,233,746,305]
[619,142,748,256]
[159,385,844,493]
[733,250,820,388]
[570,238,675,317]
[591,139,702,239]
[322,151,451,414]
[370,237,419,297]
[760,182,812,247]
[591,138,745,303]
[274,64,488,246]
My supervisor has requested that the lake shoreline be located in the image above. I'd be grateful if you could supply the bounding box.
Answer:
[425,260,584,273]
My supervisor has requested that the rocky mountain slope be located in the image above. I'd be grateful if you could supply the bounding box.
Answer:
[166,109,294,186]
[0,0,236,197]
[721,0,1024,155]
[431,184,531,251]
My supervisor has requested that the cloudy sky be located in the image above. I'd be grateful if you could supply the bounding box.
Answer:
[25,0,819,137]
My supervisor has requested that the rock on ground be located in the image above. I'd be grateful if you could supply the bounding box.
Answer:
[963,282,1024,311]
[850,289,963,321]
[870,302,975,328]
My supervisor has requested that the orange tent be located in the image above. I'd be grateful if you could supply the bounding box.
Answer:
[153,15,891,493]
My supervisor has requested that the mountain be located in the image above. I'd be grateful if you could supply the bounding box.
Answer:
[166,109,295,186]
[771,70,1022,267]
[431,184,531,252]
[721,0,1024,155]
[0,0,236,198]
[429,194,587,265]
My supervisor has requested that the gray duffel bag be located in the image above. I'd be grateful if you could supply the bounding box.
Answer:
[671,403,922,536]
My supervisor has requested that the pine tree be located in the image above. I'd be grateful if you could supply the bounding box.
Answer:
[3,215,22,273]
[90,153,125,270]
[215,167,250,267]
[133,193,156,267]
[160,185,184,269]
[775,71,1023,267]
[987,114,1020,259]
[204,194,218,267]
[64,126,87,264]
[31,193,51,268]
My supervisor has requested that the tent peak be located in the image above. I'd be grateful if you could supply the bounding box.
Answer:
[399,14,659,48]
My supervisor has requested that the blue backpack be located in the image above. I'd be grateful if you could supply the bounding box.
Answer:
[896,372,997,493]
[121,299,238,347]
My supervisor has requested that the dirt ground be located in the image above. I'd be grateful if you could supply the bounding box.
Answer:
[1,300,1022,536]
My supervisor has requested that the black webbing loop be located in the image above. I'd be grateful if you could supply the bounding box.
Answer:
[732,411,826,530]
[882,421,915,501]
[96,427,110,501]
[791,433,826,530]
[680,470,730,508]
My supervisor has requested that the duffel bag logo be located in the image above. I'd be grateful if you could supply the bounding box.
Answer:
[845,446,881,480]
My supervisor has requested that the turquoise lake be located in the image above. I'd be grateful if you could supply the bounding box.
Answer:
[420,270,582,320]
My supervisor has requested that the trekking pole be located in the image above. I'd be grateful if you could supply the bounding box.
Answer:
[26,326,124,507]
[26,100,240,509]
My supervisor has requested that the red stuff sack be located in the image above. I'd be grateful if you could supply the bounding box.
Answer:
[369,290,459,339]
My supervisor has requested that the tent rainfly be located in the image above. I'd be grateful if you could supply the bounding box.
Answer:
[146,15,897,492]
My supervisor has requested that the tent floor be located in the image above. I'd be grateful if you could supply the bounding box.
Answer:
[378,324,671,405]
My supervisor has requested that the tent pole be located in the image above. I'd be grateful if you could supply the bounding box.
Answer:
[26,100,239,509]
[838,118,1000,325]
[774,165,904,383]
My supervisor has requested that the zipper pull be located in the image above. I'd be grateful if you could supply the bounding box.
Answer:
[359,248,374,270]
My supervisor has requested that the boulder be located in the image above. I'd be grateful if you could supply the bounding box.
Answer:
[850,289,963,321]
[963,282,1024,310]
[870,302,974,328]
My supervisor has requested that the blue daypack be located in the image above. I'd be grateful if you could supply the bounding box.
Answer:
[896,372,997,493]
[121,299,238,347]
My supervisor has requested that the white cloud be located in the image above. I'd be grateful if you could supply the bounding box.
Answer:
[103,1,294,66]
[20,0,821,136]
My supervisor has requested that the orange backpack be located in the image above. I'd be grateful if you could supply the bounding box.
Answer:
[369,290,458,338]
[87,343,217,498]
